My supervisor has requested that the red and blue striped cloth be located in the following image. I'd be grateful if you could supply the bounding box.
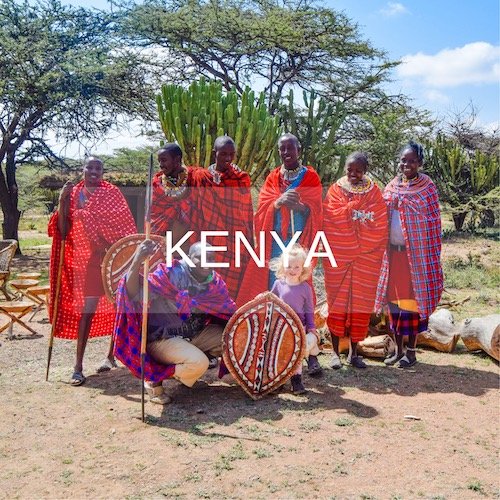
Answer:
[375,173,443,320]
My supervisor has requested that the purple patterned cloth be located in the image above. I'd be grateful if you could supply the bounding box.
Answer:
[113,261,236,383]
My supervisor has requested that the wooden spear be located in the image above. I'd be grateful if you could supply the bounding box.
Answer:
[46,195,69,381]
[140,154,154,422]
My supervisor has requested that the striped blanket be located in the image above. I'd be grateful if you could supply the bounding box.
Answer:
[375,173,443,319]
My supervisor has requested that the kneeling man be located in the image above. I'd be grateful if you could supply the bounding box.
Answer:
[114,240,236,404]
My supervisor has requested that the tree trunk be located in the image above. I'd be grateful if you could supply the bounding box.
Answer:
[452,211,468,231]
[418,308,460,353]
[459,315,500,361]
[0,148,22,254]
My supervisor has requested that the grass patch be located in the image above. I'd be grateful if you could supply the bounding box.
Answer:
[467,480,485,494]
[214,441,247,475]
[443,254,499,289]
[334,417,354,427]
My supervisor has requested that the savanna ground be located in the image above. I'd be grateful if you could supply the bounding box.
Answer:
[0,210,499,499]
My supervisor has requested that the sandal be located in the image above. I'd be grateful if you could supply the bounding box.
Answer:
[96,357,117,373]
[70,371,86,386]
[346,355,367,369]
[307,355,322,377]
[398,355,417,368]
[145,383,172,405]
[384,352,403,366]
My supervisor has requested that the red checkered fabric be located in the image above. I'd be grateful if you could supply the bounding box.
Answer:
[375,174,443,319]
[150,167,204,243]
[197,165,254,300]
[323,177,388,343]
[48,181,137,339]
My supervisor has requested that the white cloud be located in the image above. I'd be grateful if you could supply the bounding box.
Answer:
[423,89,450,104]
[380,2,409,17]
[398,42,500,87]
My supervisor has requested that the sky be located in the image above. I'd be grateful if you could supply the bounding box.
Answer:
[57,0,500,157]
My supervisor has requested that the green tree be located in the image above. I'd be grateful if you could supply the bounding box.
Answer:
[122,0,396,112]
[0,0,153,244]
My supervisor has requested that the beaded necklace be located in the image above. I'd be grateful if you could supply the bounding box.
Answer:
[161,168,188,198]
[337,175,373,194]
[281,164,304,182]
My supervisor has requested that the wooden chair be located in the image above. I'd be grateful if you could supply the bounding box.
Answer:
[0,240,18,300]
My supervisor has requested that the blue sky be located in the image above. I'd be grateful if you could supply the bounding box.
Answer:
[328,0,499,128]
[58,0,500,155]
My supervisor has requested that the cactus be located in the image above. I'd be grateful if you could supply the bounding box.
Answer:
[426,133,500,230]
[157,77,281,182]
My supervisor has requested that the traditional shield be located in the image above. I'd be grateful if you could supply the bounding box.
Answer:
[101,233,165,302]
[223,291,306,400]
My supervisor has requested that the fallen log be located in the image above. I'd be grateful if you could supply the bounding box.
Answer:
[418,308,460,353]
[459,314,500,361]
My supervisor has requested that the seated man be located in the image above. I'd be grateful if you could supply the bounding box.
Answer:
[114,240,237,404]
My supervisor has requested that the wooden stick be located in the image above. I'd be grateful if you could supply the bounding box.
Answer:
[290,209,295,236]
[140,153,154,422]
[45,203,68,381]
[140,222,151,422]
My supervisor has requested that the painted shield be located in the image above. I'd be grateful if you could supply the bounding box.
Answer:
[101,234,165,302]
[223,292,306,400]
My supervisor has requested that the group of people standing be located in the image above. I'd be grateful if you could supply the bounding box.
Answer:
[48,133,443,403]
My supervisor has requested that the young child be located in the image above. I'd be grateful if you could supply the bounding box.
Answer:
[270,244,321,394]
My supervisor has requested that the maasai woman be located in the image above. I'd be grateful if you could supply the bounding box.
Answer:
[151,143,204,252]
[375,141,443,368]
[323,152,388,369]
[49,157,136,386]
[197,136,254,300]
[236,133,323,306]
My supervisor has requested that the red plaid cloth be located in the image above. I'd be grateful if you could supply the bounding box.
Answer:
[197,165,254,300]
[113,261,236,383]
[323,177,388,343]
[375,174,443,320]
[150,167,204,243]
[48,181,137,339]
[236,165,323,306]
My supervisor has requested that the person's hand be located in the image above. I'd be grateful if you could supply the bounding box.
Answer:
[59,181,74,203]
[134,239,158,264]
[275,189,302,210]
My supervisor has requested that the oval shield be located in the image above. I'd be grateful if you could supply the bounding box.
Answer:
[223,291,306,400]
[101,234,165,302]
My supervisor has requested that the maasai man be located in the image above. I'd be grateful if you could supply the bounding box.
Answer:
[375,141,443,368]
[236,133,323,306]
[197,136,254,300]
[114,241,236,404]
[151,143,203,253]
[323,152,387,369]
[48,157,136,386]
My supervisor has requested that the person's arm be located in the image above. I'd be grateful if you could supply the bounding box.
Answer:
[125,239,157,298]
[274,189,309,213]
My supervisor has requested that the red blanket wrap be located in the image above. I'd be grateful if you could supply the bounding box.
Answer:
[48,181,137,339]
[197,165,254,300]
[323,178,388,342]
[236,166,323,306]
[150,167,204,245]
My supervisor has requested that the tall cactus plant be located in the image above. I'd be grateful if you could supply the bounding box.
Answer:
[426,133,499,230]
[156,78,281,183]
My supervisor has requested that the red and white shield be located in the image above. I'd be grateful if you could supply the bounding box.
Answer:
[222,292,306,400]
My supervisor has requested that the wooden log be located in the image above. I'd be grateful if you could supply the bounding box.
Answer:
[418,308,460,353]
[357,334,395,359]
[459,314,500,361]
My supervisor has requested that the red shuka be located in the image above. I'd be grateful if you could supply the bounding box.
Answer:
[48,181,136,339]
[236,166,323,306]
[323,177,388,342]
[197,165,254,300]
[150,167,204,242]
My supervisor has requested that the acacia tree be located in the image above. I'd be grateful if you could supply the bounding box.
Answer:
[121,0,396,112]
[0,0,154,243]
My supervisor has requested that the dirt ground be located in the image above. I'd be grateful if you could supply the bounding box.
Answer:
[1,241,499,499]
